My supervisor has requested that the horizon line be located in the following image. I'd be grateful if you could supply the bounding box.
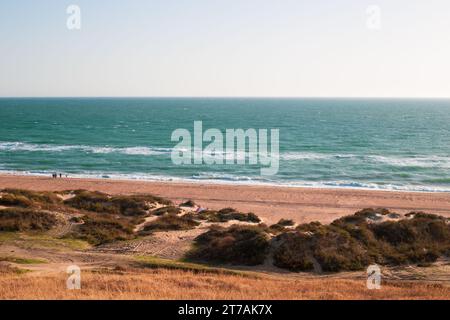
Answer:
[1,96,450,99]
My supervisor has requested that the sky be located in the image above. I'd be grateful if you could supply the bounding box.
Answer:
[1,0,450,97]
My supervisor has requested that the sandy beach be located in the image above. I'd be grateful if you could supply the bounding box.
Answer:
[1,174,450,225]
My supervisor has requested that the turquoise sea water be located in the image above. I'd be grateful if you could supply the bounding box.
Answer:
[1,98,450,192]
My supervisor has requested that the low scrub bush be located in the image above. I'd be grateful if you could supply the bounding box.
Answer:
[68,214,134,245]
[274,225,369,272]
[65,190,171,216]
[268,219,295,234]
[64,191,115,213]
[0,208,59,232]
[273,209,450,272]
[188,225,270,265]
[180,200,196,207]
[151,206,182,216]
[196,208,261,223]
[0,194,33,208]
[140,215,200,234]
[0,189,61,208]
[277,219,295,227]
[268,223,286,234]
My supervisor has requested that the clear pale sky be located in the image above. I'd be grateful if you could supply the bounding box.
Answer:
[1,0,450,97]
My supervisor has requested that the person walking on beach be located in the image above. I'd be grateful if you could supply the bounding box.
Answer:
[59,173,62,178]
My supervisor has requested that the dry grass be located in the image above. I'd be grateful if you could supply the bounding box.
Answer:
[0,269,448,300]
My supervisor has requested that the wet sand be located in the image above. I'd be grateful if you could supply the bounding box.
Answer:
[1,174,450,224]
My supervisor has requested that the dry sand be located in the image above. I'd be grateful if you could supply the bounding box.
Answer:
[1,174,450,225]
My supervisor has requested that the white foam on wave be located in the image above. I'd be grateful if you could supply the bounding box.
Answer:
[368,155,450,168]
[0,142,78,152]
[281,152,334,161]
[2,141,450,170]
[2,169,449,193]
[280,151,450,169]
[89,146,169,156]
[0,141,170,156]
[191,172,255,182]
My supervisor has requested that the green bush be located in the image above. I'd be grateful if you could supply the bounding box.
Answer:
[140,215,200,234]
[274,225,369,272]
[0,189,61,208]
[371,220,418,245]
[277,219,295,227]
[188,225,270,265]
[68,214,134,245]
[0,194,33,208]
[151,206,182,216]
[0,208,59,232]
[195,208,261,223]
[64,191,114,213]
[274,210,450,272]
[268,223,286,234]
[180,200,196,207]
[268,219,296,234]
[64,190,171,216]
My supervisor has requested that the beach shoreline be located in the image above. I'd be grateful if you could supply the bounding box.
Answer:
[1,173,450,225]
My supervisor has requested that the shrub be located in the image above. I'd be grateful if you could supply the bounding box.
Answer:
[68,214,134,245]
[371,220,418,245]
[180,200,196,207]
[110,196,152,216]
[64,191,114,213]
[273,233,315,271]
[274,209,450,272]
[0,208,59,232]
[64,191,171,216]
[188,225,270,265]
[0,189,61,207]
[355,208,391,218]
[277,219,295,227]
[216,208,261,223]
[268,223,286,234]
[195,210,219,221]
[0,194,33,208]
[69,216,83,223]
[268,219,295,234]
[151,206,182,216]
[274,225,369,272]
[140,215,199,234]
[196,208,261,223]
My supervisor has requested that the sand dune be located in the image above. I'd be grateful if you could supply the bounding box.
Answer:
[1,174,450,225]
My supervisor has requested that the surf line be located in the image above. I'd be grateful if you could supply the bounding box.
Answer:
[170,121,279,176]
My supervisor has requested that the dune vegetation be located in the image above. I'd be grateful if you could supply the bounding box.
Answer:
[0,208,60,232]
[187,224,270,265]
[0,188,449,299]
[1,266,449,300]
[1,188,450,273]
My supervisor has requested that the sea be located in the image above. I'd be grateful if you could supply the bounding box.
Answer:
[1,97,450,192]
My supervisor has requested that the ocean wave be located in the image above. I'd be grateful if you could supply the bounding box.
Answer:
[281,152,332,161]
[1,169,450,193]
[2,141,450,169]
[90,146,170,156]
[0,142,78,152]
[191,172,257,182]
[367,155,450,168]
[0,141,170,156]
[280,151,450,168]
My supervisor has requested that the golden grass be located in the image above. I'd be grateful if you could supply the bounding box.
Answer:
[134,255,253,277]
[0,255,47,264]
[0,269,448,300]
[0,232,91,251]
